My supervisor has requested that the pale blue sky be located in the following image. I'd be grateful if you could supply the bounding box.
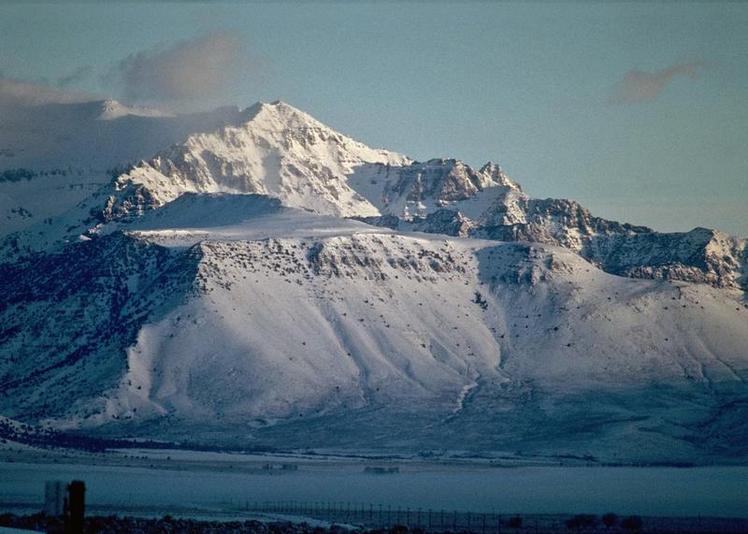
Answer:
[1,1,746,235]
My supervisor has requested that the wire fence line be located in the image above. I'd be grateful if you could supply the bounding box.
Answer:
[246,501,519,532]
[242,500,748,534]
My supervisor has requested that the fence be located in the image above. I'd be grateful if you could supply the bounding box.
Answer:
[242,501,748,534]
[246,501,523,532]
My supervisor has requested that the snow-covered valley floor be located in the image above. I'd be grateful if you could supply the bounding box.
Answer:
[1,450,748,519]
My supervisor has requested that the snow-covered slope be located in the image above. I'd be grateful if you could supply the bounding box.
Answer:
[0,169,110,236]
[105,101,409,219]
[1,196,747,462]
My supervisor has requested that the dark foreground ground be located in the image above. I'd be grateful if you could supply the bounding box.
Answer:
[1,514,339,533]
[2,513,748,534]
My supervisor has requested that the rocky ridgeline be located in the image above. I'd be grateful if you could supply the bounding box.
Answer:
[366,158,518,213]
[9,100,741,292]
[193,234,469,292]
[362,183,746,291]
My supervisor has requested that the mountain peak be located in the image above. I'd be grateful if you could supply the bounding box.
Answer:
[103,100,410,219]
[268,99,295,108]
[237,100,334,136]
[97,99,172,120]
[480,161,521,191]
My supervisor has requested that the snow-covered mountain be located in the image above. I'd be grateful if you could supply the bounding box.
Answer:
[103,101,409,219]
[0,100,746,463]
[4,101,744,290]
[1,195,747,462]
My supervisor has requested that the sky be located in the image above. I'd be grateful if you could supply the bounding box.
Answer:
[0,1,746,236]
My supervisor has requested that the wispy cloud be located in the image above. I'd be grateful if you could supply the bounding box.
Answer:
[56,65,94,88]
[609,61,704,105]
[107,31,253,106]
[0,77,97,108]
